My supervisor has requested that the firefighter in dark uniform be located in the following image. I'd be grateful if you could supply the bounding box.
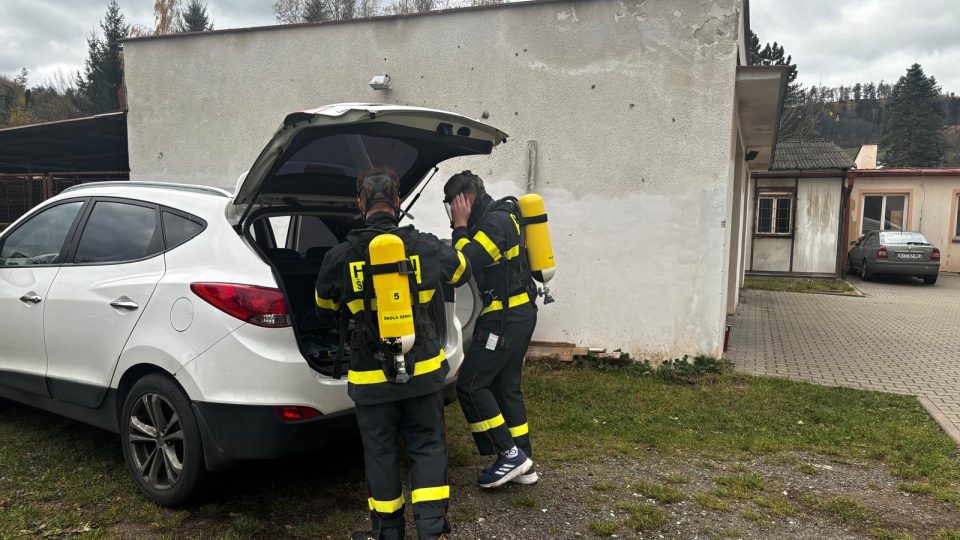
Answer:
[444,171,539,488]
[315,168,471,540]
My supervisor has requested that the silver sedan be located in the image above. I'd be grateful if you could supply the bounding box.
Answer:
[848,231,941,285]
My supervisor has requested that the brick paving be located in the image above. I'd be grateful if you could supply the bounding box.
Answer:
[727,272,960,441]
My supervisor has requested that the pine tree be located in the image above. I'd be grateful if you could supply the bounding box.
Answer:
[77,0,129,114]
[181,0,213,32]
[747,30,762,65]
[881,64,947,167]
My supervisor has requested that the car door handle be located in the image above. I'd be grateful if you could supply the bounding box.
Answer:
[19,293,42,304]
[110,297,140,311]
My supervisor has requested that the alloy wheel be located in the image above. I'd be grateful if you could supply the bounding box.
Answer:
[128,392,185,491]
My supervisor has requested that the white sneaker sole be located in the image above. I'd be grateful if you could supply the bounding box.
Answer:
[511,470,539,485]
[478,458,533,489]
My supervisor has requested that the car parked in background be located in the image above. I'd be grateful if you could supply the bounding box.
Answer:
[848,230,941,284]
[0,104,498,506]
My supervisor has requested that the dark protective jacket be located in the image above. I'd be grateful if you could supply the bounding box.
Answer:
[315,212,471,405]
[451,193,537,324]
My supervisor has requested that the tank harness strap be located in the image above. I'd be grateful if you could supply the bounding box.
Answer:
[519,214,548,225]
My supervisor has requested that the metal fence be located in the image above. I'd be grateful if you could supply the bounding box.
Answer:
[0,171,128,226]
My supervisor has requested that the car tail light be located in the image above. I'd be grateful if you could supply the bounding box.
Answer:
[877,246,888,259]
[932,248,941,261]
[272,405,322,422]
[190,282,291,327]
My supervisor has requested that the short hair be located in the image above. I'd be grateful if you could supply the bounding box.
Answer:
[356,167,400,211]
[443,170,485,203]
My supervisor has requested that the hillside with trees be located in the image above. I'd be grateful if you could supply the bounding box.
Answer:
[749,30,960,167]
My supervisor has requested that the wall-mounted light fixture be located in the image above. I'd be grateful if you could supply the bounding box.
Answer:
[745,150,760,161]
[369,74,391,91]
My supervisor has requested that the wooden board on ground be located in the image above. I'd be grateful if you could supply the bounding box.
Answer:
[525,341,590,362]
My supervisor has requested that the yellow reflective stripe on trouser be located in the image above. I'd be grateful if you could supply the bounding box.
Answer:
[348,350,446,385]
[509,423,529,437]
[411,485,450,504]
[470,413,505,433]
[473,230,502,262]
[449,251,467,284]
[368,494,405,513]
[479,292,531,316]
[315,291,340,311]
[455,237,470,251]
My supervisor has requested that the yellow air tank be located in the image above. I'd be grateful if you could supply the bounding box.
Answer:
[369,233,415,382]
[518,194,556,284]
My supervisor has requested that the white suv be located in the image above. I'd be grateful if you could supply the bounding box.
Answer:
[0,104,504,505]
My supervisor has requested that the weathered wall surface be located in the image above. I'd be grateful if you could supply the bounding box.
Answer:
[123,0,742,358]
[850,177,960,273]
[793,178,842,273]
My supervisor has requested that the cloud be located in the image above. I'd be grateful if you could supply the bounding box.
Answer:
[0,0,275,85]
[751,0,960,93]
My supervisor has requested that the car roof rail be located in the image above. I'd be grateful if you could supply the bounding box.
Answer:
[60,181,232,198]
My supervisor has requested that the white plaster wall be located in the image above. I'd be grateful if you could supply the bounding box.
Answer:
[793,178,842,274]
[123,0,742,359]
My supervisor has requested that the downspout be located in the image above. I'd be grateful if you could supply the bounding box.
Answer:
[839,169,857,274]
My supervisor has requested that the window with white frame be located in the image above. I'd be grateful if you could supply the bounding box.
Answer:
[954,194,960,241]
[755,189,794,236]
[861,194,906,235]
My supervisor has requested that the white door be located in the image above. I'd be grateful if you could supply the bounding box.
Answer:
[0,200,86,395]
[44,199,165,407]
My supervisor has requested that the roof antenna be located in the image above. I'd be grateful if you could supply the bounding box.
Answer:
[399,166,439,223]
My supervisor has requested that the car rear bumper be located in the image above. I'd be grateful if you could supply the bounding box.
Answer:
[194,379,459,470]
[871,261,940,276]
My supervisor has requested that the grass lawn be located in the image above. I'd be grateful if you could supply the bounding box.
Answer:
[2,361,959,538]
[743,277,856,294]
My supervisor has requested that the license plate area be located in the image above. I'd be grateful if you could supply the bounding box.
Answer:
[897,253,922,260]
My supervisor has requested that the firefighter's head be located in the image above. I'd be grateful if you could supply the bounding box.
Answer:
[356,167,401,218]
[443,170,485,221]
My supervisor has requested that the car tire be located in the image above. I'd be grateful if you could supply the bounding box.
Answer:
[860,259,872,281]
[923,274,938,285]
[120,373,205,507]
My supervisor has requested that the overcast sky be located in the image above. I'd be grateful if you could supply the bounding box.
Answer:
[1,1,958,94]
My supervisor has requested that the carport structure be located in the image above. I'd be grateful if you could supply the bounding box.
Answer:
[0,111,129,227]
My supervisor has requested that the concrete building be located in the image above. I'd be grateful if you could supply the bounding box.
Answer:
[847,146,960,272]
[746,139,855,277]
[121,0,787,359]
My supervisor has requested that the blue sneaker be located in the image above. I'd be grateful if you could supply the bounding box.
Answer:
[478,448,533,488]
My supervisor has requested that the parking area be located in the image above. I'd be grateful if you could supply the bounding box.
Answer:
[727,272,960,441]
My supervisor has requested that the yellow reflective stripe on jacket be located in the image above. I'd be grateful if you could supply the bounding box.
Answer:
[473,230,502,262]
[347,299,365,314]
[455,237,470,250]
[504,244,520,260]
[469,413,505,433]
[510,213,520,234]
[509,423,530,437]
[315,291,340,311]
[368,495,405,513]
[347,349,446,385]
[419,289,436,304]
[479,292,531,316]
[411,485,450,504]
[450,251,467,284]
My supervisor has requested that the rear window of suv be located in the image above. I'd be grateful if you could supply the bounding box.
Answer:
[74,201,162,264]
[275,134,419,180]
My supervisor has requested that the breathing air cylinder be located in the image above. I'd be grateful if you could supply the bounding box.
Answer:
[518,193,557,303]
[369,233,416,383]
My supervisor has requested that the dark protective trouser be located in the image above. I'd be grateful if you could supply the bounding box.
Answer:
[355,391,451,540]
[457,313,537,457]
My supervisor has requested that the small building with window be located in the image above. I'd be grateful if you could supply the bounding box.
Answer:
[847,146,960,272]
[744,139,855,277]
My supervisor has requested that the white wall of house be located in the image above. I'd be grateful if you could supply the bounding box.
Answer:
[744,175,844,275]
[123,0,746,359]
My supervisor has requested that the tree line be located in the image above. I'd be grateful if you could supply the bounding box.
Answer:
[749,31,959,167]
[0,0,214,129]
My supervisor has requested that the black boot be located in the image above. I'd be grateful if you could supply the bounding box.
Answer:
[350,527,405,540]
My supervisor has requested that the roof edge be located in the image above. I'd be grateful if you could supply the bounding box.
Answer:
[122,0,568,43]
[0,111,126,134]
